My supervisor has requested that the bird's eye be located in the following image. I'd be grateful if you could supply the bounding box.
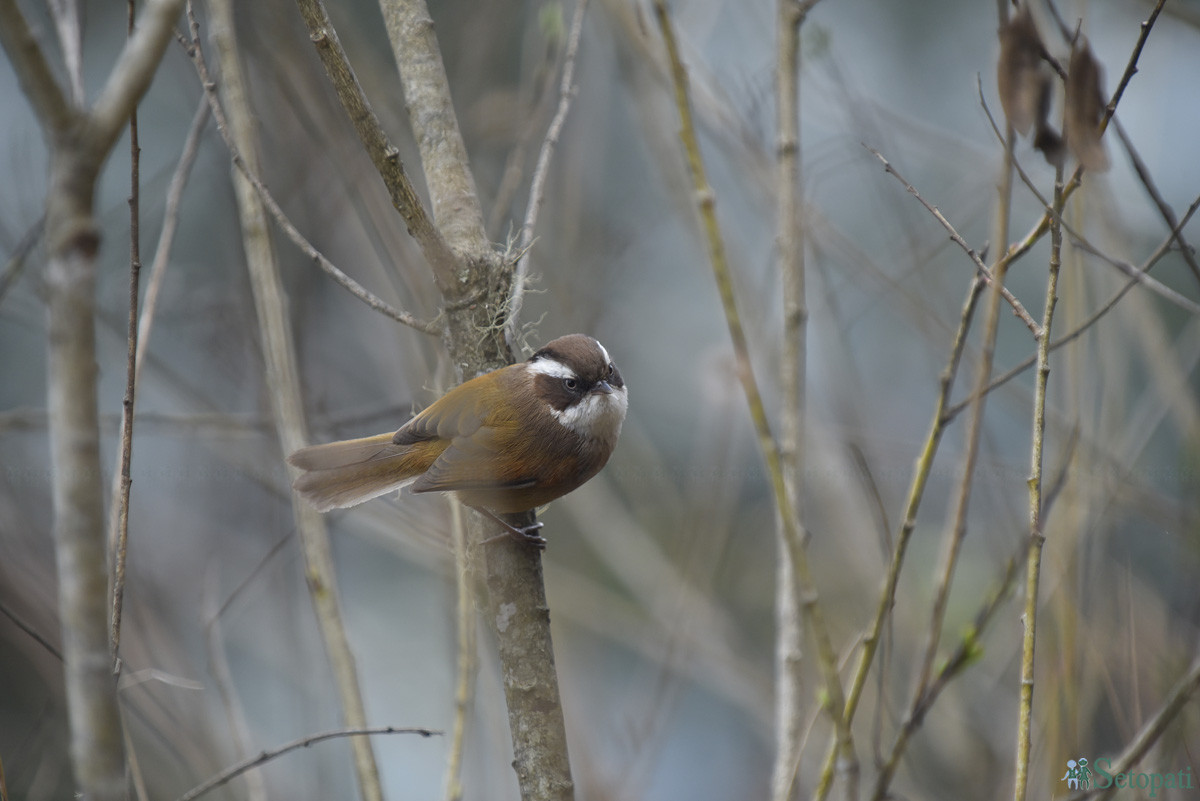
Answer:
[607,363,615,376]
[563,377,579,392]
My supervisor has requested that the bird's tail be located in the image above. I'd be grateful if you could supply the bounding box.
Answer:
[287,433,436,512]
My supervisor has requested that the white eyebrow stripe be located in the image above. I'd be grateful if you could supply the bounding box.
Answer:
[528,358,577,380]
[594,339,611,365]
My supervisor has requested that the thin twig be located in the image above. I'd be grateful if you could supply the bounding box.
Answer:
[180,27,438,334]
[653,1,854,787]
[134,96,210,373]
[1110,116,1200,288]
[486,39,559,238]
[508,0,590,338]
[292,0,460,290]
[1014,160,1065,801]
[943,191,1200,424]
[816,273,987,798]
[978,82,1200,317]
[1074,649,1200,800]
[202,566,268,801]
[0,217,43,307]
[872,99,1021,801]
[1004,0,1167,266]
[110,0,143,673]
[864,145,1041,337]
[173,726,440,801]
[0,600,63,661]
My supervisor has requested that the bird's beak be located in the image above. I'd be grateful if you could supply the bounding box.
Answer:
[591,380,614,395]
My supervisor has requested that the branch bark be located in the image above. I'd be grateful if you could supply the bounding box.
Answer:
[771,1,810,799]
[294,1,578,798]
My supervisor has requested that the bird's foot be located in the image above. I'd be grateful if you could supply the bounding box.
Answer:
[477,509,547,549]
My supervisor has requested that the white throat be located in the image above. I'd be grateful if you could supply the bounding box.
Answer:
[552,387,628,441]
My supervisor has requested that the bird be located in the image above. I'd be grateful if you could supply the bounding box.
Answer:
[287,334,627,546]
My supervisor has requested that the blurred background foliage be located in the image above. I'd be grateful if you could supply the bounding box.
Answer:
[1,0,1198,798]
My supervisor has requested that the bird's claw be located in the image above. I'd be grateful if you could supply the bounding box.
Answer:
[477,510,547,549]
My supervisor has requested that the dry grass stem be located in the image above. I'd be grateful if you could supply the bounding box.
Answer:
[653,5,855,799]
[816,273,987,797]
[205,2,386,798]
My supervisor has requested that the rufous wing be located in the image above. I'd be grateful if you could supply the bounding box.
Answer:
[393,366,538,494]
[288,433,445,512]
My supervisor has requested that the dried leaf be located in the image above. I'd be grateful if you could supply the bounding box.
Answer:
[997,3,1049,137]
[1065,37,1110,172]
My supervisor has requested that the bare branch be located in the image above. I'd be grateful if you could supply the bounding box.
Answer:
[292,0,460,291]
[864,144,1042,337]
[1014,161,1066,801]
[134,96,210,371]
[0,0,75,133]
[86,0,186,161]
[174,726,440,801]
[509,0,591,336]
[1078,650,1200,800]
[977,83,1200,317]
[380,0,492,265]
[46,0,84,103]
[1111,117,1200,289]
[653,3,854,792]
[943,191,1200,423]
[182,26,438,334]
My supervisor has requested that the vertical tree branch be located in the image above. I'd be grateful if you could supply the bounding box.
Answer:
[379,0,491,266]
[46,0,84,104]
[110,0,143,672]
[1013,163,1065,801]
[772,1,822,799]
[45,149,128,801]
[204,3,385,800]
[294,1,578,798]
[0,0,74,133]
[0,0,185,797]
[653,6,855,799]
[292,0,460,292]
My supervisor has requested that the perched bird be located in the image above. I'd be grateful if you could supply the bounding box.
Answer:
[288,334,627,546]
